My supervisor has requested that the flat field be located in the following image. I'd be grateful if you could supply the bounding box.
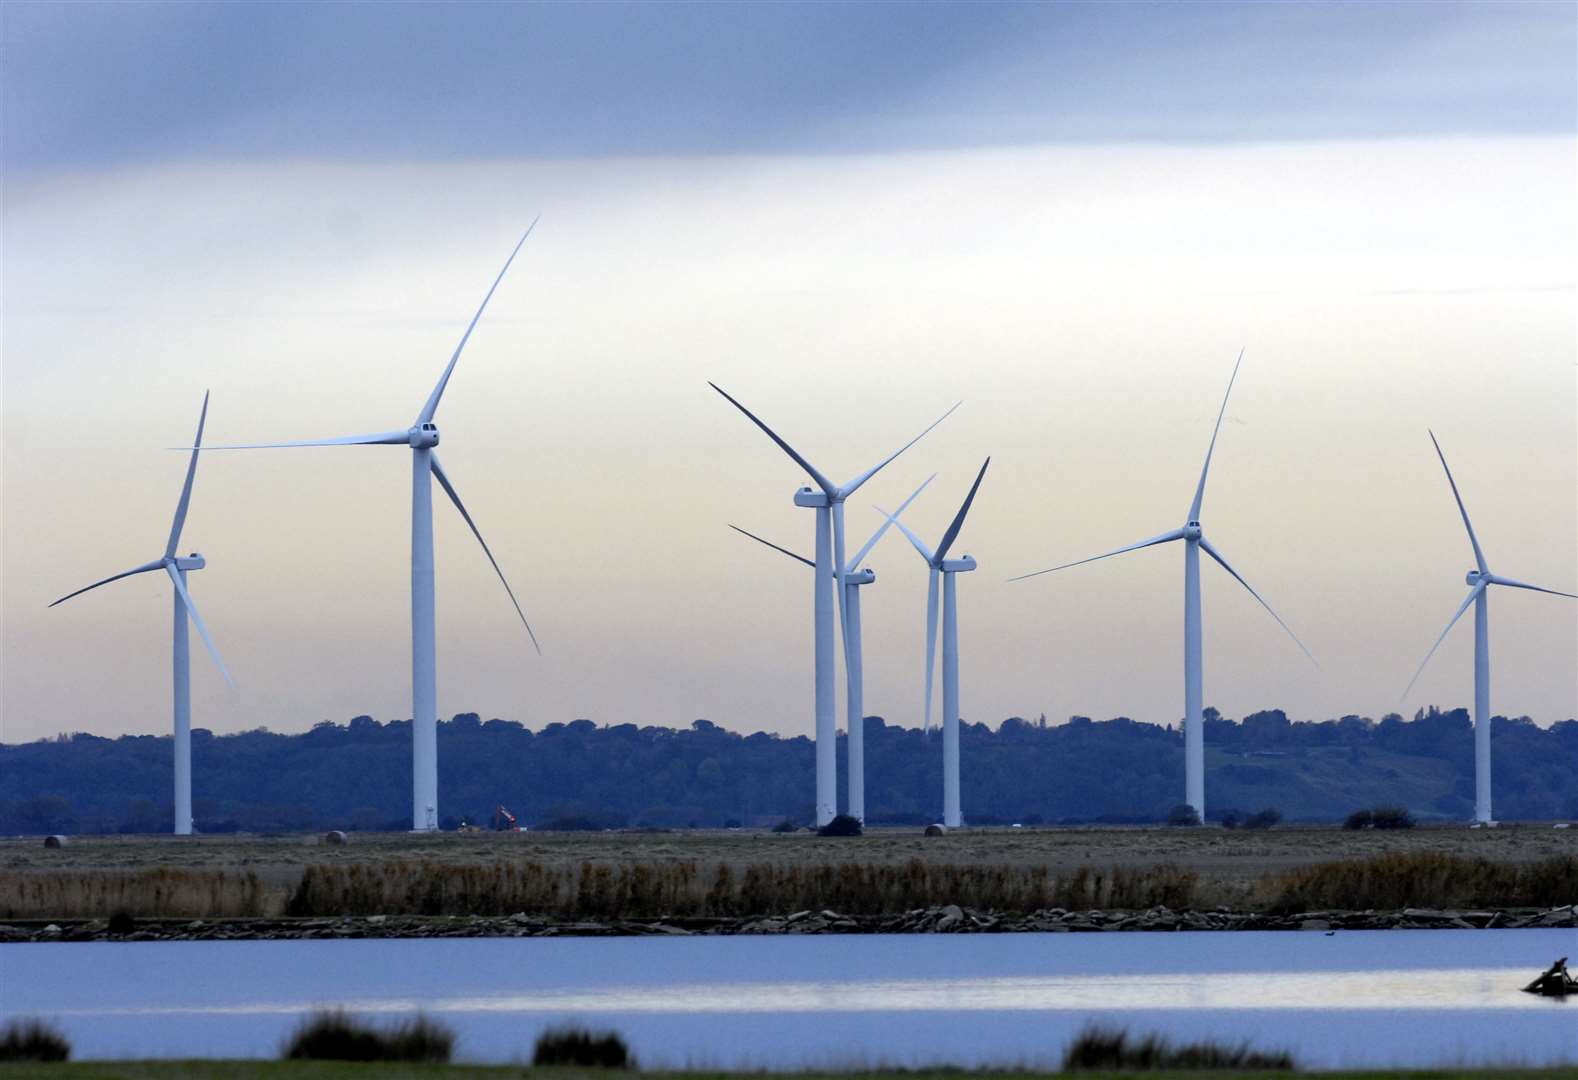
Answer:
[4,822,1571,897]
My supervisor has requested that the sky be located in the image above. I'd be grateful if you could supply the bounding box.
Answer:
[2,1,1575,746]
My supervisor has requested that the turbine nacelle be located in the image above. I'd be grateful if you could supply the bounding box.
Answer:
[171,553,206,571]
[1183,521,1203,540]
[1466,569,1486,587]
[941,555,977,573]
[408,423,440,449]
[844,568,876,586]
[793,486,830,508]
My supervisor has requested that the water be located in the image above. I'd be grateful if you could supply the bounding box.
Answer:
[3,929,1574,1068]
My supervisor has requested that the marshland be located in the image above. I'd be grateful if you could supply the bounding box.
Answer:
[2,825,1574,925]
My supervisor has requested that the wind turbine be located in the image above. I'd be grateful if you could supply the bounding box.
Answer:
[729,475,933,822]
[1402,430,1576,825]
[711,384,958,825]
[50,393,233,835]
[200,228,541,831]
[1011,353,1314,820]
[880,458,990,829]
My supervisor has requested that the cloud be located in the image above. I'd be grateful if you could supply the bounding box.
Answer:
[2,1,1573,173]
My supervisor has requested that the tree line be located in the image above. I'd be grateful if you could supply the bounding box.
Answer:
[3,706,1576,834]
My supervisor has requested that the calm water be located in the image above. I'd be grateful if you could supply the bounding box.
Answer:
[2,929,1574,1068]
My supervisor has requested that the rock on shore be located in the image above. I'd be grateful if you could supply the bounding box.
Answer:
[0,903,1572,943]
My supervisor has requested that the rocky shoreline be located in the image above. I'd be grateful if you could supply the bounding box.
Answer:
[3,902,1574,942]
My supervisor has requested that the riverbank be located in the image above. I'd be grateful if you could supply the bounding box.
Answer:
[3,900,1574,941]
[4,829,1573,926]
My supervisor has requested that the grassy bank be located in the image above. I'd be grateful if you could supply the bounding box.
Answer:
[2,850,1573,922]
[2,1064,1576,1079]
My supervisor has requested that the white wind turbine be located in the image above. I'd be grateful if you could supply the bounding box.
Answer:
[1402,430,1576,825]
[729,475,933,822]
[711,384,958,825]
[880,457,990,829]
[50,392,233,835]
[1011,353,1314,820]
[201,228,540,831]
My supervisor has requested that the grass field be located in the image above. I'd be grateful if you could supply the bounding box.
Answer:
[2,1064,1576,1079]
[0,827,1571,922]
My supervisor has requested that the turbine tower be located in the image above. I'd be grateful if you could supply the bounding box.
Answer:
[729,475,932,822]
[50,393,233,835]
[711,384,957,825]
[1011,353,1314,820]
[1402,430,1576,825]
[880,458,990,829]
[202,229,541,831]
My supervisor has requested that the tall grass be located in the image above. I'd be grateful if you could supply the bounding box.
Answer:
[1063,1026,1293,1070]
[0,1020,71,1062]
[280,1010,453,1062]
[286,858,1199,917]
[0,867,273,919]
[533,1026,633,1068]
[1268,852,1578,913]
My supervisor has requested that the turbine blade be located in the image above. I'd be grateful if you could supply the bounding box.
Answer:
[708,383,835,495]
[418,219,538,426]
[188,430,410,451]
[165,563,234,688]
[1188,348,1244,522]
[728,525,814,568]
[430,454,540,653]
[1401,583,1484,700]
[1488,574,1577,599]
[846,474,935,573]
[838,401,962,497]
[933,457,990,564]
[875,507,937,565]
[924,567,939,733]
[48,560,165,608]
[1198,536,1318,667]
[1009,527,1186,582]
[1428,430,1488,574]
[165,391,209,559]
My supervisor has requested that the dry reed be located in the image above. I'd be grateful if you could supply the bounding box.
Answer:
[1267,852,1578,913]
[285,857,1199,918]
[0,867,273,919]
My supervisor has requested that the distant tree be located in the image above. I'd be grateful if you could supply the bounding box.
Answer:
[1166,804,1201,827]
[1243,808,1282,830]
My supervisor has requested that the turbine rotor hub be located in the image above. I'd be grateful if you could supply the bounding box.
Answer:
[1184,521,1203,540]
[1466,569,1485,586]
[409,423,440,449]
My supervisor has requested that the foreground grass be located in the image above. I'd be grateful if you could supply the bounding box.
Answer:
[2,1065,1576,1079]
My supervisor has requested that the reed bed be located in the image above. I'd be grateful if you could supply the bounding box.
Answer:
[1267,851,1578,913]
[0,866,275,919]
[285,857,1199,918]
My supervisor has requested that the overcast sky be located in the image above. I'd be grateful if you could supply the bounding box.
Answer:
[3,1,1574,745]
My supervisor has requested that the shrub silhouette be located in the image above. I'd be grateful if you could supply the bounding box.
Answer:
[1343,808,1374,830]
[770,819,800,833]
[1244,808,1282,830]
[817,814,863,837]
[1371,805,1414,829]
[532,1026,632,1068]
[281,1010,452,1062]
[1166,804,1200,827]
[1063,1026,1293,1070]
[0,1020,70,1062]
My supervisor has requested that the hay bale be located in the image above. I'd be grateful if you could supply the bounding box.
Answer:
[42,835,67,849]
[324,830,348,846]
[924,824,946,837]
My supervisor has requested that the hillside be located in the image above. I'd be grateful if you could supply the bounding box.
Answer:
[2,707,1575,834]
